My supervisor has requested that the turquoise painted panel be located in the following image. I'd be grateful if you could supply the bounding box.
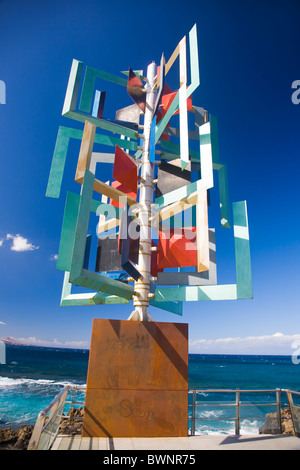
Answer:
[71,268,133,300]
[60,272,129,306]
[62,60,137,140]
[155,180,199,209]
[149,298,183,315]
[46,127,82,198]
[64,109,138,140]
[57,192,80,272]
[57,190,119,273]
[69,171,94,281]
[46,125,137,200]
[218,164,231,228]
[155,284,237,302]
[155,92,179,143]
[209,114,220,163]
[79,66,127,113]
[233,199,248,227]
[233,201,252,299]
[154,200,252,302]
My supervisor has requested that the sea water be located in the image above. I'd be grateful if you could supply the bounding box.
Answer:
[0,345,300,435]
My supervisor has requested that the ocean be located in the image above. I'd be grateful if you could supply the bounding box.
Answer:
[1,345,300,435]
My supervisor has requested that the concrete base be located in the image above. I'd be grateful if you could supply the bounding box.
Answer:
[82,319,188,438]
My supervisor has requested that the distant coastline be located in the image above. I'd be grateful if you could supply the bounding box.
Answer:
[0,337,90,351]
[0,338,295,357]
[1,336,34,347]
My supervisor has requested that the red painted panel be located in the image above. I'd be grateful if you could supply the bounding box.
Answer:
[113,145,138,194]
[157,227,197,269]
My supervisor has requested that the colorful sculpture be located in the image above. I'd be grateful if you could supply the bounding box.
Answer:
[46,24,252,320]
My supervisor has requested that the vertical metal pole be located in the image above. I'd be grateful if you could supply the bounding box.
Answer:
[129,61,157,321]
[276,388,282,434]
[286,390,298,436]
[191,390,196,436]
[235,390,240,435]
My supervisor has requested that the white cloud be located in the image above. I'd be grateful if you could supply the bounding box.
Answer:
[16,336,62,347]
[189,332,300,355]
[64,340,89,348]
[6,234,39,252]
[0,321,6,325]
[9,336,89,349]
[49,254,58,261]
[0,239,4,247]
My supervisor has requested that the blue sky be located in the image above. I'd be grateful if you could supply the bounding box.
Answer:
[0,0,299,355]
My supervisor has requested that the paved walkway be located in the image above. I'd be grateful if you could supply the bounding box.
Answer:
[51,434,300,451]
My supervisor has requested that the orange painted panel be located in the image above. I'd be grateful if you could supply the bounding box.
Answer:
[83,389,188,438]
[82,319,188,437]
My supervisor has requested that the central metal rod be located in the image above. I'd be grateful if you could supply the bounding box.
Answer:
[129,61,157,321]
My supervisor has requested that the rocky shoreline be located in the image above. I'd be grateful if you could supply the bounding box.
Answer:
[0,407,84,450]
[259,407,295,435]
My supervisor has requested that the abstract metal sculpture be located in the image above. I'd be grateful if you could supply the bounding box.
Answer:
[46,23,252,320]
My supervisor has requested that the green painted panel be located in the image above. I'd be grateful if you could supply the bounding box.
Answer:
[155,284,237,302]
[149,298,183,315]
[56,189,119,273]
[233,199,248,227]
[60,272,129,306]
[155,180,199,209]
[69,170,94,281]
[155,92,179,143]
[64,109,138,140]
[61,60,137,140]
[79,66,127,113]
[154,200,252,302]
[233,201,252,299]
[94,132,137,151]
[209,114,220,163]
[46,127,82,198]
[46,125,137,200]
[158,123,231,229]
[218,164,231,228]
[57,192,80,272]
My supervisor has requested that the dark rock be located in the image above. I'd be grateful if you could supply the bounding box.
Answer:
[0,425,33,450]
[259,407,294,435]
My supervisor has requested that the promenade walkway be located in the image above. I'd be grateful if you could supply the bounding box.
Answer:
[51,434,300,451]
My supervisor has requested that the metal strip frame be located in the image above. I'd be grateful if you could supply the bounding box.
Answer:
[155,200,252,302]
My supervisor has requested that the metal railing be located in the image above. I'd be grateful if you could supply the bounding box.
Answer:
[27,385,85,450]
[189,389,283,436]
[28,387,300,449]
[285,389,300,437]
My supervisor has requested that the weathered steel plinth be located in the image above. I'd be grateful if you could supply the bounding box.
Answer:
[82,319,188,437]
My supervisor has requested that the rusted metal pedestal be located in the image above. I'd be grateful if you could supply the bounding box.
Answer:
[82,319,188,437]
